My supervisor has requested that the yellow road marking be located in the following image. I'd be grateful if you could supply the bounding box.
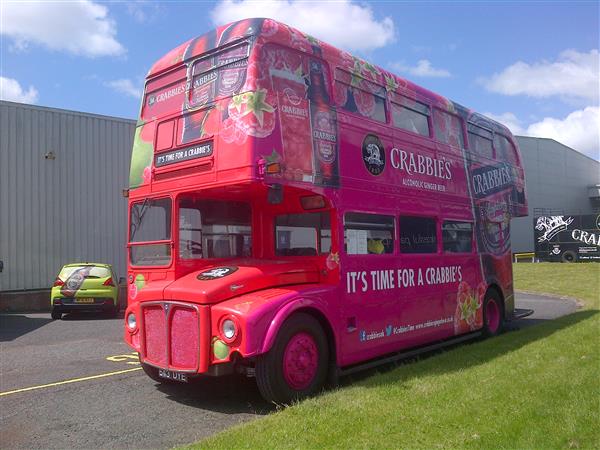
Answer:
[0,367,143,397]
[106,353,140,365]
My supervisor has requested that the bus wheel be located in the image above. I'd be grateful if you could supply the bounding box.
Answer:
[562,251,576,263]
[256,313,329,404]
[483,290,504,337]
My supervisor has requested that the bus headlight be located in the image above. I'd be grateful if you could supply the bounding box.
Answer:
[127,313,137,330]
[221,318,238,342]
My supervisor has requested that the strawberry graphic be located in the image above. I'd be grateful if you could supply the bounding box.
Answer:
[228,89,276,138]
[325,252,340,270]
[454,281,483,334]
[352,88,376,117]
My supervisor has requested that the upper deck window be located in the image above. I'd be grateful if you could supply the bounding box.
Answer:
[335,69,387,123]
[390,93,430,137]
[189,43,250,108]
[467,123,494,160]
[142,67,188,121]
[494,134,519,166]
[433,109,464,148]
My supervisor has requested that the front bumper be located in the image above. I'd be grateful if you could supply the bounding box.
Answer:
[125,301,211,374]
[52,297,117,313]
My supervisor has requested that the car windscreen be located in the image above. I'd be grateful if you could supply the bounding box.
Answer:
[58,266,110,280]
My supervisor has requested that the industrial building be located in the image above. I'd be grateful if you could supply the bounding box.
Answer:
[0,100,598,308]
[512,136,600,253]
[0,100,134,299]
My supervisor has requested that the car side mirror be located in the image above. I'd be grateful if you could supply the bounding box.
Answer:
[118,277,126,285]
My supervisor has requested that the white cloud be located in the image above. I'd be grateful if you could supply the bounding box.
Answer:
[1,1,125,57]
[483,112,526,135]
[104,79,142,98]
[210,0,395,52]
[486,107,599,160]
[126,1,160,23]
[0,77,39,104]
[527,107,599,159]
[480,49,599,102]
[391,59,451,78]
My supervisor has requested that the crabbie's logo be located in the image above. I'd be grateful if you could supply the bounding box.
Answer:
[471,163,512,198]
[197,266,238,280]
[535,216,574,242]
[362,134,385,176]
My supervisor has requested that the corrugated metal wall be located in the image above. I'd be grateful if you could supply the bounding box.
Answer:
[0,101,135,291]
[511,136,600,253]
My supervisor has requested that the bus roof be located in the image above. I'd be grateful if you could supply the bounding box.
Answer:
[147,18,511,138]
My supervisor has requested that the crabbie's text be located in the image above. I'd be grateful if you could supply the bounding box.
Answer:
[346,265,462,294]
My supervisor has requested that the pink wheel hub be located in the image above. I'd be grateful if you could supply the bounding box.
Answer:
[486,299,500,333]
[283,332,319,390]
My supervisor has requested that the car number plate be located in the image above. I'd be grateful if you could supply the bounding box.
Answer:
[74,298,95,304]
[158,369,188,383]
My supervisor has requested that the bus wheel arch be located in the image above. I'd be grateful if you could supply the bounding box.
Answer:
[255,312,330,404]
[482,284,505,337]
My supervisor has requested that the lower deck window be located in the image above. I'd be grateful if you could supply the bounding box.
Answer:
[400,216,437,253]
[442,221,473,253]
[275,212,331,256]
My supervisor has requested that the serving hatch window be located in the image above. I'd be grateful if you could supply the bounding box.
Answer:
[344,212,394,255]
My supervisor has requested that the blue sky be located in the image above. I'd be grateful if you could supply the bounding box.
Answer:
[1,1,598,158]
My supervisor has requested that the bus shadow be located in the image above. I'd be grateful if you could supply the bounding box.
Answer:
[0,314,53,341]
[155,374,275,415]
[341,310,597,388]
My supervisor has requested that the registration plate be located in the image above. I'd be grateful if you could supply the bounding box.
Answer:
[158,369,188,383]
[74,298,95,304]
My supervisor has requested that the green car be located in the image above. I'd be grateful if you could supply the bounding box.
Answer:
[50,263,120,320]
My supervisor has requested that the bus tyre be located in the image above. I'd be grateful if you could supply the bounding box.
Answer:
[51,309,62,320]
[256,313,329,404]
[482,290,504,337]
[561,251,576,263]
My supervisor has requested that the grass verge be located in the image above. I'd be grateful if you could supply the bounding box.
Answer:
[189,263,599,449]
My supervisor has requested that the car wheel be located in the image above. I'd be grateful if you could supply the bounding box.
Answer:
[111,301,120,318]
[256,313,329,404]
[51,309,62,320]
[561,251,576,263]
[482,290,504,337]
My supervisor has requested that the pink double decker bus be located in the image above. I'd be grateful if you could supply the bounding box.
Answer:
[124,18,528,403]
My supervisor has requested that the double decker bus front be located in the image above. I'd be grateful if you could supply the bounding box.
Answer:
[124,19,344,383]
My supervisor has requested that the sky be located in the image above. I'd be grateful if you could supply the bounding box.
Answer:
[1,0,598,159]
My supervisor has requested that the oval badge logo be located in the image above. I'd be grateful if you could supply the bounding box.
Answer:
[362,134,385,176]
[197,266,238,281]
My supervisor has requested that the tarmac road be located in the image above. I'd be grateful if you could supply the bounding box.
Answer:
[0,293,579,449]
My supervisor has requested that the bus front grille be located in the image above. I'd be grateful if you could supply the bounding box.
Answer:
[141,301,200,372]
